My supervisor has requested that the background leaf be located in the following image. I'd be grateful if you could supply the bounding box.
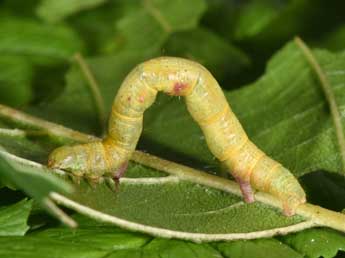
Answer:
[112,0,207,55]
[164,27,250,82]
[37,0,107,23]
[0,17,83,64]
[0,56,33,107]
[216,238,303,258]
[282,228,345,258]
[0,151,71,204]
[0,199,32,236]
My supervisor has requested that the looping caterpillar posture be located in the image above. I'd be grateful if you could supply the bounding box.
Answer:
[48,57,306,216]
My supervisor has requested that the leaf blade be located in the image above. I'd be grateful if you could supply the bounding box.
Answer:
[0,199,32,236]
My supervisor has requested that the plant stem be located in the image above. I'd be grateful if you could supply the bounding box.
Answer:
[0,103,345,232]
[143,0,172,33]
[73,53,107,135]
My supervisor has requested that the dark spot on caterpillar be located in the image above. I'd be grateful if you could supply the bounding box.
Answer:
[127,97,131,102]
[172,82,188,95]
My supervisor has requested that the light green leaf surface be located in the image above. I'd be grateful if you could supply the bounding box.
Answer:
[68,180,304,235]
[37,0,107,23]
[0,149,71,204]
[113,0,207,54]
[216,238,303,258]
[141,238,223,258]
[0,17,83,64]
[0,236,109,258]
[32,227,150,251]
[282,228,345,258]
[0,199,32,236]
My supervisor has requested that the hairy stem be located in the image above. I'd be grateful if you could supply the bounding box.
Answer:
[0,103,345,232]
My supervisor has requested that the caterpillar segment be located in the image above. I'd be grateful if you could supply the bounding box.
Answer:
[48,57,306,215]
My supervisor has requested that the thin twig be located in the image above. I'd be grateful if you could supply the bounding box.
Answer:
[143,0,172,33]
[73,53,107,135]
[43,197,77,228]
[294,36,345,173]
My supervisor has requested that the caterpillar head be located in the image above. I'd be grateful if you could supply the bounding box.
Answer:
[47,145,87,176]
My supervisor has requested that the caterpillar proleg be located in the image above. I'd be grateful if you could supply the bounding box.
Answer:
[48,57,306,216]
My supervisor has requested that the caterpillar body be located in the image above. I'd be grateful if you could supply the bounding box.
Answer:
[48,57,306,216]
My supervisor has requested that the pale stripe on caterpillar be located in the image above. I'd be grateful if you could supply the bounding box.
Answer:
[48,57,306,216]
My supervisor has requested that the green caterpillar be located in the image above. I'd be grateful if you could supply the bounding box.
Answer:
[48,57,306,216]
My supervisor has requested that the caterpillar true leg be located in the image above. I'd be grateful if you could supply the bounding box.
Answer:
[48,57,306,216]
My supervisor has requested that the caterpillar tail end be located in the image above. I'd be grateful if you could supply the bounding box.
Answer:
[280,192,307,217]
[270,173,307,216]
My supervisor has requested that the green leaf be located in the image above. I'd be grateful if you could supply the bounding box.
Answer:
[0,128,60,165]
[67,180,304,235]
[216,238,303,258]
[111,0,207,55]
[0,0,39,17]
[164,27,250,82]
[67,2,124,55]
[108,238,225,258]
[232,0,345,56]
[282,228,345,258]
[26,0,208,134]
[0,55,33,107]
[316,24,345,52]
[0,150,72,203]
[0,199,32,236]
[142,239,222,258]
[234,0,285,40]
[32,227,150,251]
[0,236,109,258]
[0,17,83,65]
[26,52,155,135]
[37,0,107,23]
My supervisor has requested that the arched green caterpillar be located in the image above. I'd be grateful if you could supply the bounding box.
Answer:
[48,57,306,216]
